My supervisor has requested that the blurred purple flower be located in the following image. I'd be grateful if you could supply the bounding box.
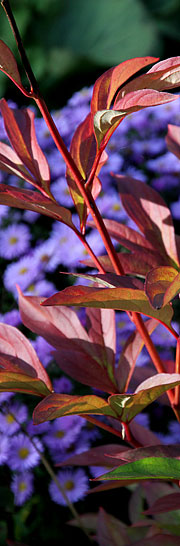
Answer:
[43,415,84,451]
[0,403,28,436]
[3,255,41,296]
[0,223,31,259]
[8,433,43,471]
[53,376,73,394]
[49,468,89,505]
[11,472,34,506]
[0,434,10,465]
[31,336,54,367]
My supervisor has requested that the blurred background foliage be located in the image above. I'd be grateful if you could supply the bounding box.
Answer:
[0,0,179,109]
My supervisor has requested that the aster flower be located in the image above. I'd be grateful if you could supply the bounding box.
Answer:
[49,468,89,505]
[43,415,84,452]
[0,223,31,260]
[27,419,51,437]
[51,177,73,207]
[24,279,56,298]
[52,434,90,465]
[7,433,43,471]
[53,376,73,394]
[0,403,28,436]
[3,255,41,296]
[33,239,58,273]
[0,309,21,326]
[31,336,54,367]
[11,472,34,506]
[0,433,10,465]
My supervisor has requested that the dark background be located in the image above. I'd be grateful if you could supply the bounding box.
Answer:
[0,0,180,110]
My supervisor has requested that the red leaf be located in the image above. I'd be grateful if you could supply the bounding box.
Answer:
[0,100,51,197]
[114,56,180,104]
[106,444,180,463]
[42,281,174,330]
[0,141,37,184]
[18,289,117,393]
[57,444,125,467]
[145,266,179,309]
[33,393,117,424]
[114,88,178,111]
[166,124,180,160]
[0,322,52,391]
[88,219,155,252]
[116,318,158,392]
[97,507,129,546]
[86,308,116,370]
[91,56,158,116]
[144,492,180,515]
[114,175,179,267]
[0,40,26,93]
[0,184,74,226]
[81,250,164,276]
[66,113,107,230]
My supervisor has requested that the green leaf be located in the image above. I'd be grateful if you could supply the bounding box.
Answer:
[96,457,180,481]
[109,373,180,423]
[33,393,117,424]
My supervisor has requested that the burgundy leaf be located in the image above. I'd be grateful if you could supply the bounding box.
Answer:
[0,322,52,391]
[145,266,179,309]
[57,444,125,467]
[91,56,158,116]
[0,40,26,93]
[18,289,117,393]
[166,124,180,160]
[144,492,180,515]
[0,100,51,197]
[114,175,179,267]
[0,184,75,226]
[33,393,117,424]
[97,507,129,546]
[115,318,158,392]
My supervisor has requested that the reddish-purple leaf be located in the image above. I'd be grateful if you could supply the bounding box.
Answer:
[144,492,180,515]
[81,250,164,276]
[120,535,180,546]
[97,507,129,546]
[0,100,52,197]
[42,281,174,330]
[33,393,118,424]
[88,219,155,252]
[115,318,158,392]
[18,289,117,393]
[106,444,180,463]
[57,444,126,467]
[0,184,75,226]
[166,124,180,160]
[94,91,178,148]
[0,322,52,391]
[86,307,116,370]
[108,374,180,423]
[0,40,26,93]
[91,57,158,116]
[0,371,51,397]
[114,175,179,267]
[66,113,107,230]
[114,56,180,105]
[145,266,179,309]
[0,141,37,184]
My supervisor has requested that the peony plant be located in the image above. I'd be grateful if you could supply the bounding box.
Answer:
[0,0,180,543]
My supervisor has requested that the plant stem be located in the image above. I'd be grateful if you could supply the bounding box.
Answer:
[174,337,180,409]
[9,411,93,542]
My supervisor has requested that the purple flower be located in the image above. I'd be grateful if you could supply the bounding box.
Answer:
[0,434,10,465]
[151,323,176,349]
[31,336,54,367]
[7,433,42,471]
[52,434,90,464]
[53,377,73,394]
[171,198,180,220]
[43,415,84,452]
[3,255,41,296]
[0,403,28,436]
[146,152,180,174]
[51,177,73,207]
[11,472,34,506]
[23,210,40,223]
[0,223,31,259]
[24,279,56,298]
[49,468,89,505]
[0,204,9,225]
[95,191,127,222]
[0,309,21,326]
[27,419,50,436]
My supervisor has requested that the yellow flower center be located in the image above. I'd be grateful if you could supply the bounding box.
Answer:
[41,254,49,263]
[19,267,28,275]
[112,203,121,211]
[18,447,29,459]
[55,430,65,438]
[6,414,15,424]
[19,481,27,492]
[65,480,74,491]
[9,236,18,245]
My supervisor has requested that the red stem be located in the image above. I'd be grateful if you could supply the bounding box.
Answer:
[174,338,180,408]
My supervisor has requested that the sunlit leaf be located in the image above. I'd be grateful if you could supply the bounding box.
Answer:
[145,266,179,308]
[33,393,117,424]
[166,124,180,160]
[0,40,25,93]
[109,373,180,422]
